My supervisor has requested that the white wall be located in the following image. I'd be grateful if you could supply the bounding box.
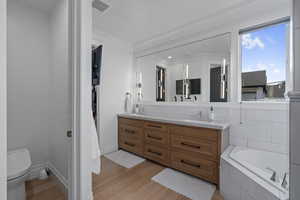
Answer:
[7,0,51,166]
[0,0,7,198]
[7,0,71,188]
[48,0,70,183]
[93,30,133,154]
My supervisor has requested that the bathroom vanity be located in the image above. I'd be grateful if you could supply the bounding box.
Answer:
[118,113,229,186]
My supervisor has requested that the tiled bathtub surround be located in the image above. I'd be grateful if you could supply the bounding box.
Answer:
[221,146,288,200]
[141,102,289,154]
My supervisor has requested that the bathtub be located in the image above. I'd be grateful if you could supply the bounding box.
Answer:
[221,146,289,200]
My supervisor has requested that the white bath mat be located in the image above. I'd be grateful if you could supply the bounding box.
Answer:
[152,168,216,200]
[104,150,145,169]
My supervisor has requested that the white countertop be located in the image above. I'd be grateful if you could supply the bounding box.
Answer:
[118,113,230,130]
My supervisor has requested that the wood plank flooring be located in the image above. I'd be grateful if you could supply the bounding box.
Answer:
[26,156,224,200]
[92,157,223,200]
[26,176,66,200]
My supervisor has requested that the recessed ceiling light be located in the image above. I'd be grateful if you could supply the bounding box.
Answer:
[168,56,172,59]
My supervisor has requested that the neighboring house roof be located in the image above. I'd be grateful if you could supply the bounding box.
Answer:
[242,70,267,87]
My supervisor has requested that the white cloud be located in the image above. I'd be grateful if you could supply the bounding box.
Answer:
[256,63,268,70]
[273,68,280,73]
[242,33,265,49]
[243,63,268,72]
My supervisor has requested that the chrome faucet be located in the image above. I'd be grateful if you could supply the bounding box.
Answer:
[281,172,289,189]
[266,167,277,182]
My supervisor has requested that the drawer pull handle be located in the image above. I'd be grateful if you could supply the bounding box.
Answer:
[124,142,135,147]
[148,124,162,129]
[181,142,201,149]
[148,149,162,156]
[181,160,201,168]
[148,134,162,140]
[124,129,135,134]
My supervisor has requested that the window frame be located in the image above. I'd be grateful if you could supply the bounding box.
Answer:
[238,17,291,102]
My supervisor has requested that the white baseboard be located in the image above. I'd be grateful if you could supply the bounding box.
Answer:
[47,162,68,190]
[27,161,68,193]
[27,162,48,180]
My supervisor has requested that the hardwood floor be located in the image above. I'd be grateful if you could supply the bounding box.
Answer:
[26,156,224,200]
[26,176,66,200]
[92,157,223,200]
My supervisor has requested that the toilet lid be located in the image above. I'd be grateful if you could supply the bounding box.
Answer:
[7,149,31,181]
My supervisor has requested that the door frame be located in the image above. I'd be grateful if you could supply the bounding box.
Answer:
[69,0,93,199]
[0,0,93,199]
[0,0,7,199]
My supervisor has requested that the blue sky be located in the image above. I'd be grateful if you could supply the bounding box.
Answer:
[241,22,289,83]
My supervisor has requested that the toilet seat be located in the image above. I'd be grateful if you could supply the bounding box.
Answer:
[7,149,31,181]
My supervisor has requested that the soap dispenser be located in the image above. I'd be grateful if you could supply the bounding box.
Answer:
[209,106,215,121]
[124,92,132,113]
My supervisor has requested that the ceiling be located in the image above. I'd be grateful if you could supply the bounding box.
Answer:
[93,0,289,46]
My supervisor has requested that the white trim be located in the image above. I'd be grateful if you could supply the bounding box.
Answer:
[27,163,48,181]
[0,0,7,199]
[69,0,79,199]
[47,162,69,190]
[72,0,93,199]
[288,91,300,101]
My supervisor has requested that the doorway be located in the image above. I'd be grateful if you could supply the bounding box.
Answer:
[6,0,72,199]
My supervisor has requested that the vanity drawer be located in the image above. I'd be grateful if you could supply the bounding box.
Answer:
[119,117,143,128]
[171,135,218,160]
[144,144,170,166]
[171,151,218,184]
[169,125,218,142]
[119,125,143,141]
[119,137,143,156]
[144,122,168,132]
[144,129,169,147]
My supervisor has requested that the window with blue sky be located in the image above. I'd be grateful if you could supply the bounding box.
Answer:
[241,21,289,84]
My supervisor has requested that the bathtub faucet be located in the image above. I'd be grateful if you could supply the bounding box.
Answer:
[266,167,277,182]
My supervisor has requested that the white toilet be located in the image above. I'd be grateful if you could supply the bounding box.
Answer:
[7,148,32,200]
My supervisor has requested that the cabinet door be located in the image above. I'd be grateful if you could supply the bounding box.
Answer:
[144,144,170,166]
[144,129,169,147]
[171,134,218,160]
[119,137,143,156]
[171,151,218,184]
[119,125,143,141]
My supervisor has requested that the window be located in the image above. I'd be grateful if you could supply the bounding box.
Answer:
[240,19,290,101]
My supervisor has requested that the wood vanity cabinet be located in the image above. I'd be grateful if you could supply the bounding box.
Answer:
[118,116,227,186]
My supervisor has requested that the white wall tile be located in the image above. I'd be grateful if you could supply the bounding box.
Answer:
[142,103,289,154]
[291,164,300,200]
[248,139,287,154]
[230,134,247,147]
[269,123,288,144]
[243,122,270,142]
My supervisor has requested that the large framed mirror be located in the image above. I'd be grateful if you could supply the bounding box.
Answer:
[136,33,231,103]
